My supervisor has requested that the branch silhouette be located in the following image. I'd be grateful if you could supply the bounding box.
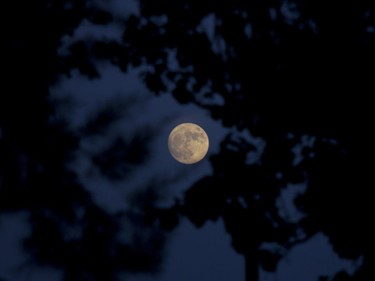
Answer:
[1,0,372,280]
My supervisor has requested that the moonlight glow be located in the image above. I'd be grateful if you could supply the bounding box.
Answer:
[168,123,209,164]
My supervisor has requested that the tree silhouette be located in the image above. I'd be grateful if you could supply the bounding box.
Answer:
[1,0,372,280]
[116,1,372,280]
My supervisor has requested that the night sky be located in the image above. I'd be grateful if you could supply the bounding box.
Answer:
[0,0,371,281]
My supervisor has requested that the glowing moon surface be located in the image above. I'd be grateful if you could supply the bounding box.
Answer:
[168,123,209,164]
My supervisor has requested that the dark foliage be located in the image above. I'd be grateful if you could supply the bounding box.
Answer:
[117,1,373,280]
[1,0,373,281]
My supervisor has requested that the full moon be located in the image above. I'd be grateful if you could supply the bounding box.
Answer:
[168,123,209,164]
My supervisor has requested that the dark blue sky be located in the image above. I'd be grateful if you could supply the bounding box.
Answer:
[48,62,360,281]
[0,59,358,281]
[0,0,367,280]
